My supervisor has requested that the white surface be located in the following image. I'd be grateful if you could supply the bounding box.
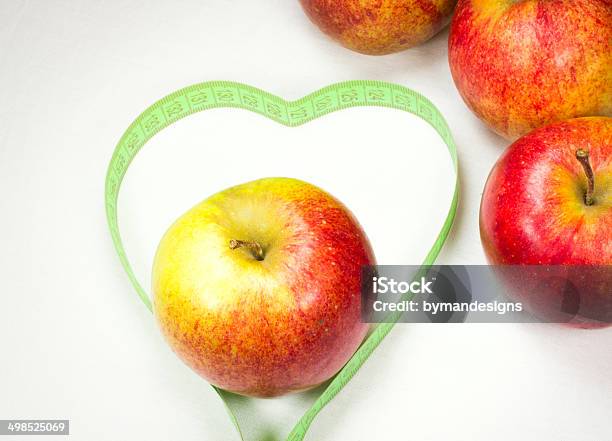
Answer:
[0,1,610,440]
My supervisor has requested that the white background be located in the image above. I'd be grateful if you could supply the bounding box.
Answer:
[0,1,610,440]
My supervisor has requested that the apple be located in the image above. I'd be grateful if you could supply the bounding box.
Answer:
[152,177,375,397]
[299,0,457,55]
[449,0,612,140]
[480,117,611,327]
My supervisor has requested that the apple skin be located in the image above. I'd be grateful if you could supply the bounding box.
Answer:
[299,0,457,55]
[480,117,612,327]
[152,178,375,397]
[449,0,612,140]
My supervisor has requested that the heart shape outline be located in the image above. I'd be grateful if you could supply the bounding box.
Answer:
[105,80,459,441]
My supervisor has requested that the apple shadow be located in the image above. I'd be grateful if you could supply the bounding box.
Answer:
[434,160,466,262]
[298,325,413,438]
[299,20,453,86]
[216,380,333,441]
[475,119,511,152]
[213,336,399,440]
[514,324,612,392]
[409,25,452,59]
[214,391,277,441]
[358,26,452,82]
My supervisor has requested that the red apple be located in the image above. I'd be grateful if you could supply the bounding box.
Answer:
[480,117,611,327]
[152,178,374,397]
[299,0,457,55]
[449,0,612,140]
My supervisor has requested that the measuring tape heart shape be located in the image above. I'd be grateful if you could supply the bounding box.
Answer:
[105,80,459,441]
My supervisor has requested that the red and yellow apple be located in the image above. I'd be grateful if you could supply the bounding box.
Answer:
[480,117,611,326]
[152,177,374,397]
[299,0,457,55]
[449,0,612,140]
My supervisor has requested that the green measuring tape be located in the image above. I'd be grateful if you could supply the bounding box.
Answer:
[105,80,459,441]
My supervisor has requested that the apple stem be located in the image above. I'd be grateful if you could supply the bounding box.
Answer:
[229,239,265,261]
[576,149,595,206]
